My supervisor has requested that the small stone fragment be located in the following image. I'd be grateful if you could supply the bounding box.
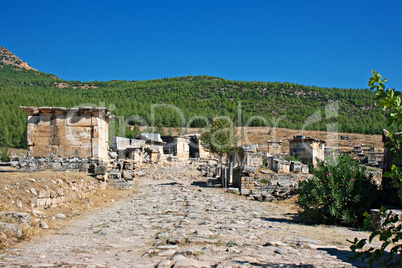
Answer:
[39,220,49,229]
[274,248,288,254]
[157,260,173,268]
[168,235,185,245]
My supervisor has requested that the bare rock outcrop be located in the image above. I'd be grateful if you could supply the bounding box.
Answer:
[0,46,37,71]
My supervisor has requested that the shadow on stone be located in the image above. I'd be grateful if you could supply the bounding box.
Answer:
[191,179,222,188]
[157,182,183,186]
[229,261,315,268]
[261,214,302,224]
[319,246,401,267]
[316,247,369,267]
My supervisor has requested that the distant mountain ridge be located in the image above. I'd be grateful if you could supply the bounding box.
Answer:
[0,46,37,71]
[0,46,393,149]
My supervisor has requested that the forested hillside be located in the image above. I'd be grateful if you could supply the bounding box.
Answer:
[0,50,391,149]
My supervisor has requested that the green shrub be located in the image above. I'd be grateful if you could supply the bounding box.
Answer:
[262,156,268,167]
[349,71,401,267]
[284,153,302,162]
[0,147,10,162]
[297,154,378,227]
[349,206,402,267]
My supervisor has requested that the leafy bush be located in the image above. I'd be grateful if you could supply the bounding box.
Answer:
[349,71,401,267]
[262,156,268,167]
[349,206,401,267]
[284,153,302,162]
[0,147,10,162]
[297,154,378,227]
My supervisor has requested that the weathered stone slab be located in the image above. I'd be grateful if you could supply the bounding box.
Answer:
[173,257,211,268]
[95,165,107,175]
[186,237,216,244]
[122,170,133,180]
[0,222,23,238]
[168,236,185,245]
[241,189,251,196]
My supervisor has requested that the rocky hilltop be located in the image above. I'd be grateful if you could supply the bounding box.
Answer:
[0,46,37,71]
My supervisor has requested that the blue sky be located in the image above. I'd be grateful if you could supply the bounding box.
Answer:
[1,0,401,90]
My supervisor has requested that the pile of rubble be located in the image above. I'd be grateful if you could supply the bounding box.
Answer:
[0,212,32,248]
[199,160,313,201]
[231,166,312,201]
[94,159,136,190]
[235,172,312,201]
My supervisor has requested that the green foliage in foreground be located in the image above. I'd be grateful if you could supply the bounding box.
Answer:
[349,71,402,267]
[0,63,395,149]
[370,70,402,202]
[349,206,402,267]
[297,154,378,228]
[0,147,10,162]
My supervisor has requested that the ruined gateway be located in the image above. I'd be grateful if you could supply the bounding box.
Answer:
[20,106,115,162]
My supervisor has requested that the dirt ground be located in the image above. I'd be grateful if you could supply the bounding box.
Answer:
[0,169,130,250]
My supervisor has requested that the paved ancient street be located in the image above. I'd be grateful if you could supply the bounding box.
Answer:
[0,166,369,268]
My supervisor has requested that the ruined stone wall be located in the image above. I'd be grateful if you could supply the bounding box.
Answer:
[18,157,92,172]
[127,149,144,162]
[267,142,282,155]
[176,138,190,160]
[244,152,263,167]
[93,117,109,161]
[33,178,105,208]
[187,135,209,159]
[112,137,131,151]
[311,142,325,166]
[228,151,262,168]
[112,137,145,151]
[289,140,324,166]
[271,159,290,173]
[21,107,114,162]
[162,136,191,161]
[199,144,210,159]
[238,173,313,199]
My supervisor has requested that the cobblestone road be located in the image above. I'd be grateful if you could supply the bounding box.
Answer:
[0,166,370,267]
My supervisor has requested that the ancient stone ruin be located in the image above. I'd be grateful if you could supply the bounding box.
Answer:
[112,136,146,161]
[112,134,209,163]
[112,133,166,163]
[289,135,325,166]
[267,140,282,155]
[161,135,190,161]
[197,143,312,202]
[228,145,263,168]
[20,106,115,162]
[186,134,210,159]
